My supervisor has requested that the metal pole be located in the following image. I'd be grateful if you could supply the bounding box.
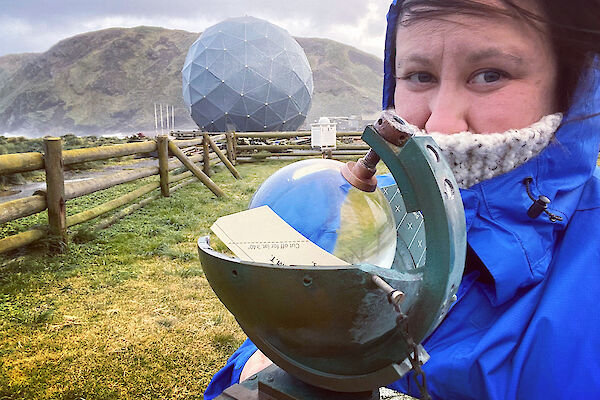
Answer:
[154,103,157,134]
[160,104,164,135]
[166,105,170,132]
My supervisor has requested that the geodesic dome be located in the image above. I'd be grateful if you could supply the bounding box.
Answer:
[182,16,314,132]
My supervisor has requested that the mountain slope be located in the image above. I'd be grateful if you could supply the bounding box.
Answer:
[0,53,38,86]
[0,26,383,136]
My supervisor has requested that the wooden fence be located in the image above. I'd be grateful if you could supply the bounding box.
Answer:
[0,133,242,254]
[0,131,366,254]
[225,131,368,159]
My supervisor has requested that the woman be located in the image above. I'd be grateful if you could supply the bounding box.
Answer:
[205,0,600,398]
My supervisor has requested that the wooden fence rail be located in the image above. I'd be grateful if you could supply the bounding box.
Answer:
[174,130,363,139]
[0,153,210,225]
[0,130,366,254]
[236,144,370,152]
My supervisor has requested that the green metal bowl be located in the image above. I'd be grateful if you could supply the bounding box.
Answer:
[198,127,466,392]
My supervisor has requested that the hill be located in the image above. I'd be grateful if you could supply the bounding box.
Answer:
[0,26,383,136]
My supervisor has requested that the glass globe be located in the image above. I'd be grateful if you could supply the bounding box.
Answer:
[250,159,397,269]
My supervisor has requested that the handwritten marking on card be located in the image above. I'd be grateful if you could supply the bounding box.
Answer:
[210,205,349,266]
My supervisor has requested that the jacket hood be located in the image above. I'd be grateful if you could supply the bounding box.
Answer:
[383,1,600,305]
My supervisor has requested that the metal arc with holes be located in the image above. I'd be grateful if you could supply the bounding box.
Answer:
[197,125,466,393]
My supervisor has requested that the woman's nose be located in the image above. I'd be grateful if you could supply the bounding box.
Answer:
[424,84,469,134]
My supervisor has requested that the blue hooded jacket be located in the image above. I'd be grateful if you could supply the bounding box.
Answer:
[384,1,600,398]
[205,2,600,398]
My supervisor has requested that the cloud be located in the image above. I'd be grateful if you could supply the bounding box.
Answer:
[0,0,387,57]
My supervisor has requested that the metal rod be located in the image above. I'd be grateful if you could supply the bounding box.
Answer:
[160,104,164,135]
[166,104,169,131]
[154,103,158,135]
[371,275,405,305]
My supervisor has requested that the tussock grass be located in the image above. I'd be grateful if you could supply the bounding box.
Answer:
[0,159,295,399]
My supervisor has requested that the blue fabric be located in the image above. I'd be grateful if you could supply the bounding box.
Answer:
[204,339,258,400]
[383,0,401,110]
[383,3,600,399]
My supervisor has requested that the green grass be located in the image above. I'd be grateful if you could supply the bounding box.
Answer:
[0,159,299,399]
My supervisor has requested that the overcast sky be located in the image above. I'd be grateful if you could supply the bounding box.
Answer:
[0,1,389,59]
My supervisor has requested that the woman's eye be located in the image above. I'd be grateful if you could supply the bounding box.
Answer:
[407,72,435,83]
[470,70,507,84]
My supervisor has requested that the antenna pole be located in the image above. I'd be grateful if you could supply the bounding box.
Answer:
[166,105,170,132]
[160,104,164,135]
[154,103,158,135]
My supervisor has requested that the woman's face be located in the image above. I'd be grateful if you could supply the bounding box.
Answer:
[393,4,559,134]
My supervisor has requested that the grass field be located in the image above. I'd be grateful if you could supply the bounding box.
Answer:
[0,159,299,399]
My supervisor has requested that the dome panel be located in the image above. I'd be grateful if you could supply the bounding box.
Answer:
[245,44,272,77]
[205,33,226,50]
[221,20,246,42]
[182,83,191,105]
[225,41,248,66]
[250,106,268,128]
[181,62,193,85]
[284,114,305,131]
[288,71,307,95]
[221,51,245,80]
[241,68,268,94]
[243,18,270,41]
[266,84,289,104]
[190,106,210,128]
[241,94,266,115]
[229,96,249,117]
[268,98,293,121]
[291,85,312,114]
[265,103,286,126]
[216,83,244,111]
[244,81,270,103]
[188,85,203,105]
[249,36,283,59]
[282,97,302,121]
[190,50,208,70]
[224,66,246,93]
[192,96,224,122]
[189,70,221,98]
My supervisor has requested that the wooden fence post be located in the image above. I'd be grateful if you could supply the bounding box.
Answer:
[204,134,241,179]
[156,135,170,197]
[226,132,237,165]
[202,133,211,177]
[231,132,237,165]
[44,137,67,251]
[168,141,226,197]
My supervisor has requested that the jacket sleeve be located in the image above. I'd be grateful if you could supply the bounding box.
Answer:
[204,339,258,400]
